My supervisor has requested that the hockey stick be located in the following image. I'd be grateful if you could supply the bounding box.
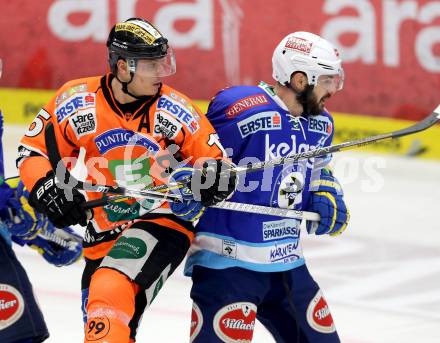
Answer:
[87,104,440,194]
[229,105,440,175]
[44,123,319,222]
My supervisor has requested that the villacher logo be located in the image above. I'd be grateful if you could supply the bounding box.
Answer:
[0,284,25,330]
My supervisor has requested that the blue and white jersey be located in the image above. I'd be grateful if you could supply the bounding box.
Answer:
[184,82,334,275]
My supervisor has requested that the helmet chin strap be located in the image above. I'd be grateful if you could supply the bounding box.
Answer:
[115,72,153,101]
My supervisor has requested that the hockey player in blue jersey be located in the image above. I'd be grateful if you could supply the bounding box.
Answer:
[0,58,83,343]
[174,32,350,342]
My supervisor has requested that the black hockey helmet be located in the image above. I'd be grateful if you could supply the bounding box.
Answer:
[107,18,175,76]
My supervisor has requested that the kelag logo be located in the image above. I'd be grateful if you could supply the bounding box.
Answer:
[238,111,282,138]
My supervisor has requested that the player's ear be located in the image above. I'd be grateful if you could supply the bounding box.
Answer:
[290,72,308,92]
[116,59,130,80]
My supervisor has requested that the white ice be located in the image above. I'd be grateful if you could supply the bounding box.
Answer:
[4,125,440,343]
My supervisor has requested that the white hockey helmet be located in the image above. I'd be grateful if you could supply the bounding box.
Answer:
[272,32,344,91]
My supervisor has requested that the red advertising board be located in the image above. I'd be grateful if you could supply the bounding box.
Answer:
[0,0,439,120]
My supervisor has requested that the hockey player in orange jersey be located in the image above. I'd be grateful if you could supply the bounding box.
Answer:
[18,18,237,342]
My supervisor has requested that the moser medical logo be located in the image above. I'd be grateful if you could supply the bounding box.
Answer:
[157,95,200,134]
[308,115,333,135]
[56,92,95,123]
[238,111,282,138]
[95,129,160,155]
[262,219,300,241]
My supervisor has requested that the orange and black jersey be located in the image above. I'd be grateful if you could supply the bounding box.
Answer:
[18,74,224,256]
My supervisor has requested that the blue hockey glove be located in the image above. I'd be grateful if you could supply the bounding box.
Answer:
[169,167,206,222]
[306,168,350,236]
[0,177,41,240]
[14,221,83,267]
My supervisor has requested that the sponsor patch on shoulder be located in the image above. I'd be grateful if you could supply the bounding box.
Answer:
[69,110,97,139]
[56,92,96,123]
[308,115,333,135]
[0,284,25,330]
[306,290,336,334]
[153,111,182,139]
[55,83,88,105]
[213,302,257,342]
[157,95,200,134]
[226,94,269,119]
[237,111,282,138]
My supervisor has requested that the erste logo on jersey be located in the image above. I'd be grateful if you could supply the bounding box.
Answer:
[262,219,300,241]
[56,92,96,123]
[69,110,97,139]
[226,94,269,119]
[95,129,160,155]
[308,115,333,136]
[238,111,282,138]
[157,95,200,134]
[306,290,336,334]
[153,111,182,139]
[0,284,25,330]
[213,302,257,343]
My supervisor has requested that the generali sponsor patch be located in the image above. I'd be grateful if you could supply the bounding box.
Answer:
[190,302,203,342]
[226,94,269,119]
[306,290,336,334]
[213,302,256,342]
[0,284,24,330]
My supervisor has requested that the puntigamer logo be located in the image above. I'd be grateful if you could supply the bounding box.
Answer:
[238,111,282,138]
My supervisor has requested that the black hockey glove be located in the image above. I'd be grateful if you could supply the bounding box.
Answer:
[192,159,237,207]
[28,172,90,227]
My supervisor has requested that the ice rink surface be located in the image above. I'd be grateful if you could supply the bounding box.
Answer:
[4,125,440,343]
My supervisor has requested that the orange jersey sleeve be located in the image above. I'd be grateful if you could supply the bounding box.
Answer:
[18,78,101,190]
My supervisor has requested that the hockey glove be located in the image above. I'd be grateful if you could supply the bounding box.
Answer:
[306,168,350,236]
[0,177,40,240]
[28,171,90,227]
[169,167,205,222]
[192,159,237,206]
[13,221,83,267]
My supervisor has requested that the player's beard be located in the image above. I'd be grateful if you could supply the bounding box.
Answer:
[296,85,322,117]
